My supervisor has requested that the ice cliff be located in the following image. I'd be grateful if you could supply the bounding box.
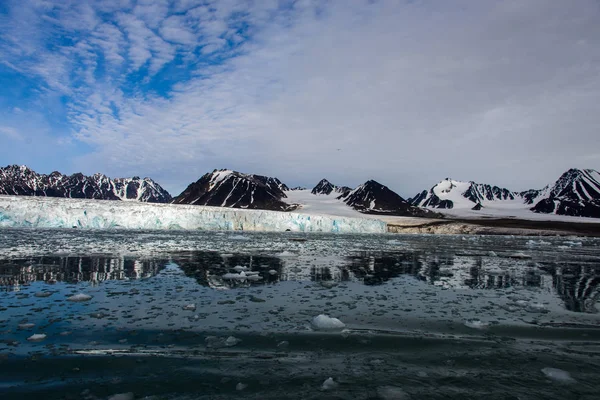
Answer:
[0,196,386,233]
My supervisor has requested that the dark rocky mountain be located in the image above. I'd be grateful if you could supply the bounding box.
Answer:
[531,168,600,218]
[172,169,297,211]
[310,179,352,196]
[409,179,516,209]
[289,186,307,191]
[0,165,171,203]
[340,180,439,217]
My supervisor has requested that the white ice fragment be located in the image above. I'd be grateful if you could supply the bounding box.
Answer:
[541,367,576,383]
[311,314,345,330]
[225,336,241,347]
[107,393,135,400]
[246,275,263,281]
[67,293,92,302]
[508,252,531,259]
[223,272,247,280]
[321,377,338,391]
[488,251,497,257]
[233,265,248,272]
[230,235,250,241]
[236,382,247,391]
[27,333,47,342]
[464,319,489,329]
[268,269,278,275]
[18,323,35,330]
[276,251,295,257]
[377,385,410,399]
[183,304,196,311]
[34,291,53,298]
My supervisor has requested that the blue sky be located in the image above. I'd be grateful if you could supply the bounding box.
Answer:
[1,0,600,197]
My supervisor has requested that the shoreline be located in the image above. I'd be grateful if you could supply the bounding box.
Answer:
[385,216,600,236]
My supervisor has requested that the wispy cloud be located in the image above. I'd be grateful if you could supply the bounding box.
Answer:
[1,0,600,195]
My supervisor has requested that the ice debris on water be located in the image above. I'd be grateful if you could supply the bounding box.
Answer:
[224,336,241,347]
[34,291,53,298]
[311,314,345,330]
[464,319,489,329]
[183,304,196,311]
[321,377,338,391]
[27,333,46,342]
[541,367,576,383]
[377,385,410,399]
[18,323,35,330]
[67,293,92,302]
[236,382,247,391]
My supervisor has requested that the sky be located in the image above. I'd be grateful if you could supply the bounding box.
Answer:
[1,0,600,198]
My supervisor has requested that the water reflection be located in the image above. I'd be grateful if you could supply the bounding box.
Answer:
[172,251,283,289]
[538,263,600,313]
[0,250,598,313]
[0,256,166,290]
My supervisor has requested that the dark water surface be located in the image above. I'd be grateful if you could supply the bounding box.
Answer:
[0,229,599,399]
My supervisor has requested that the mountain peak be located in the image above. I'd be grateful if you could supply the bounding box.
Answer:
[0,166,171,202]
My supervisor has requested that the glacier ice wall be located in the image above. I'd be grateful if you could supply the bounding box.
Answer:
[0,196,387,233]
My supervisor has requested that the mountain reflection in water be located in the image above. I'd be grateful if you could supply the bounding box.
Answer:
[0,249,598,313]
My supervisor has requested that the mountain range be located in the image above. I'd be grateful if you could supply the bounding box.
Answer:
[1,164,599,219]
[0,165,171,203]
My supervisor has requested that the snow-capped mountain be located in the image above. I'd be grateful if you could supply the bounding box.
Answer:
[410,168,600,218]
[341,180,438,217]
[172,169,297,211]
[310,179,352,196]
[409,179,517,210]
[531,169,600,218]
[0,165,171,203]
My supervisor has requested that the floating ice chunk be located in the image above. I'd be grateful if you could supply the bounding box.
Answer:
[321,377,338,391]
[507,252,531,259]
[464,319,489,329]
[223,272,247,280]
[246,275,263,281]
[311,314,345,330]
[276,251,295,257]
[541,367,576,383]
[225,336,241,347]
[107,393,134,400]
[27,333,46,342]
[230,235,250,241]
[236,382,247,391]
[18,323,35,329]
[183,304,196,311]
[268,269,278,275]
[377,385,410,399]
[34,291,53,298]
[67,293,92,302]
[233,265,248,272]
[488,251,497,257]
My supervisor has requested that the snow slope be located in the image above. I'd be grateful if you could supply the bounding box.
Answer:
[0,196,386,233]
[285,189,369,218]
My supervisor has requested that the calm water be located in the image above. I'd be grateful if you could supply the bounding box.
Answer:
[0,229,599,399]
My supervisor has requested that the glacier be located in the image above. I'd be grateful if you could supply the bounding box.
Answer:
[0,196,387,233]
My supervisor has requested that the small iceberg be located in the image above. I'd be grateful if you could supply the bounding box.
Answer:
[464,319,489,329]
[311,314,346,330]
[541,367,576,383]
[27,333,47,342]
[67,293,92,302]
[321,377,338,391]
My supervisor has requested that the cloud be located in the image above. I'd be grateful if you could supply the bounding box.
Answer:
[1,0,600,197]
[0,126,23,140]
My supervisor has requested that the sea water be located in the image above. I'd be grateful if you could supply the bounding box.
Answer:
[0,229,599,399]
